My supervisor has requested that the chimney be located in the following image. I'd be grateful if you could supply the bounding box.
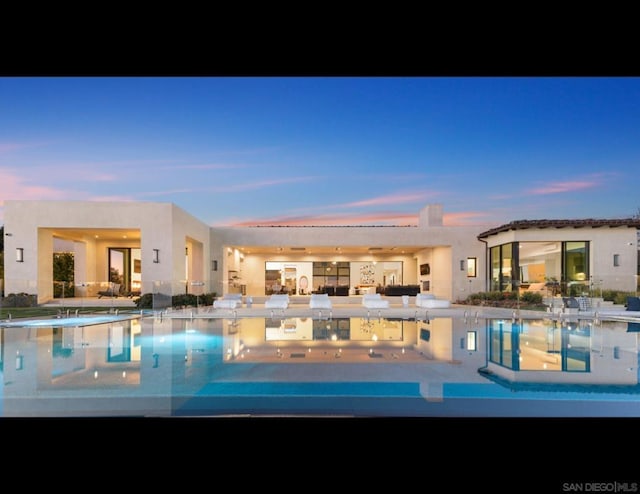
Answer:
[418,204,443,227]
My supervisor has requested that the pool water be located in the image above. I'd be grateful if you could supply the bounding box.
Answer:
[2,314,640,417]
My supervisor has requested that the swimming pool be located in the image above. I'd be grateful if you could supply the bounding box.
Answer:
[0,312,146,328]
[1,313,639,417]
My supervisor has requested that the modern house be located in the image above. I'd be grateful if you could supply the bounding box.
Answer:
[2,200,639,304]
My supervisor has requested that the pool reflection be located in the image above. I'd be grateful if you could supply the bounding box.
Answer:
[1,314,639,417]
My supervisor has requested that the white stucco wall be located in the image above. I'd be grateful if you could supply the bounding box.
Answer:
[3,200,637,304]
[3,201,212,302]
[483,226,639,293]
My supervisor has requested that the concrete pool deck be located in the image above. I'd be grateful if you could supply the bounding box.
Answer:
[5,294,639,325]
[163,300,639,322]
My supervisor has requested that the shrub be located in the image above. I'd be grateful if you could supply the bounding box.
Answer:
[459,291,546,310]
[134,292,217,309]
[2,292,37,307]
[521,291,543,304]
[600,289,637,305]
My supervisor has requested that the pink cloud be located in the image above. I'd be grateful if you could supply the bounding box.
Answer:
[222,208,502,228]
[0,170,70,201]
[223,210,420,227]
[159,163,247,171]
[443,211,498,227]
[0,143,25,153]
[526,180,598,195]
[0,168,138,223]
[337,192,432,208]
[221,176,319,192]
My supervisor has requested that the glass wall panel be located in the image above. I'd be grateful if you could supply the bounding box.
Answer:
[563,241,588,296]
[490,246,500,291]
[489,320,517,369]
[501,243,513,292]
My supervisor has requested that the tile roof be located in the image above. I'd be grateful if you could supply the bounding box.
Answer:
[478,218,640,238]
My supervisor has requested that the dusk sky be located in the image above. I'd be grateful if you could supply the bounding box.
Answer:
[1,76,639,228]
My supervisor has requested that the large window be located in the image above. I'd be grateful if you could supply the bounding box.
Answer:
[265,261,314,295]
[108,248,141,296]
[489,244,515,292]
[313,262,350,291]
[564,241,588,296]
[492,241,589,296]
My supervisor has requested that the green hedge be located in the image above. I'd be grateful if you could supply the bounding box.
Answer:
[1,292,38,307]
[134,292,217,309]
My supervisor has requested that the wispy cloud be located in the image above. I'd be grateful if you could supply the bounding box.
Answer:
[223,208,510,228]
[134,175,321,199]
[0,168,138,223]
[487,173,612,202]
[221,176,320,192]
[0,141,55,154]
[334,191,434,209]
[0,170,70,202]
[0,143,26,153]
[0,169,72,222]
[525,180,599,195]
[443,211,498,227]
[223,210,419,227]
[158,163,247,171]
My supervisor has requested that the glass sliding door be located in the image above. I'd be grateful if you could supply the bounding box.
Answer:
[108,248,140,296]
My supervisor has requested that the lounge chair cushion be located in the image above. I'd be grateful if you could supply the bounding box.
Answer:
[418,298,451,309]
[416,293,451,308]
[213,297,241,309]
[265,294,289,309]
[362,293,389,309]
[415,293,435,307]
[309,293,332,309]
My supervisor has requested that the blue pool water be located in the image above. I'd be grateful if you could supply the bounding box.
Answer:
[0,314,143,328]
[196,381,422,396]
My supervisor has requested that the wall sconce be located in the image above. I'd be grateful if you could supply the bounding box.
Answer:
[16,247,24,262]
[212,260,218,271]
[153,249,160,263]
[613,254,620,267]
[460,259,465,271]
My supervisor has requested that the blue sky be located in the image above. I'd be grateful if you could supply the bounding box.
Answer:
[1,76,639,228]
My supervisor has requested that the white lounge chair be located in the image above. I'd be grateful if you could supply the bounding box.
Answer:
[415,293,435,307]
[362,293,389,309]
[213,293,243,309]
[265,294,289,309]
[415,293,450,308]
[309,293,332,310]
